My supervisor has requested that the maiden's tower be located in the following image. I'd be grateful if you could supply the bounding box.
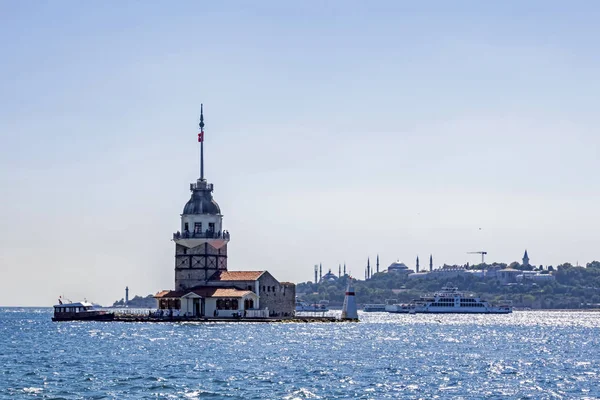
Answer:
[172,105,229,290]
[157,106,295,318]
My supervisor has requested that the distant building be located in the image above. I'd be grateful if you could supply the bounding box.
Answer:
[387,261,414,275]
[522,250,530,267]
[516,271,555,283]
[321,269,338,282]
[408,266,484,280]
[497,268,521,284]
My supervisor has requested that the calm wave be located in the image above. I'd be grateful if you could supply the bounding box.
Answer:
[1,308,599,399]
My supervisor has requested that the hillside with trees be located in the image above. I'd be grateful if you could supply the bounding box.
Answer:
[296,261,600,309]
[111,294,157,308]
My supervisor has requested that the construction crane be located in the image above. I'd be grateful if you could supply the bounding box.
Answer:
[467,251,487,264]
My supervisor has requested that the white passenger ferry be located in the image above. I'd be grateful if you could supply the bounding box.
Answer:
[387,287,512,314]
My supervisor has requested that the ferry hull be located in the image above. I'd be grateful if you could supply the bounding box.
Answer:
[412,306,512,314]
[412,310,512,314]
[52,312,115,322]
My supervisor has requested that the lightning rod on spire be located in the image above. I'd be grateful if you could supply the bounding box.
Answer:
[199,104,205,181]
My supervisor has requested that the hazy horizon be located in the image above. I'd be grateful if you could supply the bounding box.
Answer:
[2,1,600,306]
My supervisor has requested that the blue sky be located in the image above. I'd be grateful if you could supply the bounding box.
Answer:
[1,1,600,305]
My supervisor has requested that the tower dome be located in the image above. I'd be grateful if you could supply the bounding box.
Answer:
[183,182,221,215]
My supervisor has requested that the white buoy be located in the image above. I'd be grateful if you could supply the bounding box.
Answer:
[341,279,359,321]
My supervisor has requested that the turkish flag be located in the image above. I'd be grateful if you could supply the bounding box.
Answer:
[198,131,204,142]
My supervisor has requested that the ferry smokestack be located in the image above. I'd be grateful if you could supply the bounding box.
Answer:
[341,279,359,321]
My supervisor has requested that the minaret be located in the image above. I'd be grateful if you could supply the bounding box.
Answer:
[416,256,420,273]
[173,105,230,290]
[343,262,346,276]
[338,264,341,278]
[522,250,530,267]
[376,254,380,273]
[314,265,318,284]
[319,263,322,283]
[367,258,371,279]
[125,286,129,306]
[429,254,433,272]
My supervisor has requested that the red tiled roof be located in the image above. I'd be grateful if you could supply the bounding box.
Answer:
[154,290,186,299]
[157,286,256,299]
[210,288,255,298]
[209,270,265,281]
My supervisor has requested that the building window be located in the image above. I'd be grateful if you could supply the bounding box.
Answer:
[247,285,252,291]
[194,222,202,233]
[272,286,276,292]
[262,286,265,292]
[267,286,271,292]
[217,298,239,310]
[184,222,189,232]
[208,222,215,233]
[183,248,187,255]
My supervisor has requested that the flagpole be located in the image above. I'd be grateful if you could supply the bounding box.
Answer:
[199,104,204,181]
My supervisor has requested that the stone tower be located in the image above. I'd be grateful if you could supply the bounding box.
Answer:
[522,250,530,267]
[172,105,230,290]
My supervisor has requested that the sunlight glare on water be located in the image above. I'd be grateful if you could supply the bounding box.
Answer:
[1,308,599,399]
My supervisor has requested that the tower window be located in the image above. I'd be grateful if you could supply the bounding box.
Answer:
[184,222,189,232]
[194,222,202,233]
[208,222,215,232]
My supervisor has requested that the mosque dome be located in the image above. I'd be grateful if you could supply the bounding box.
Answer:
[183,189,221,215]
[387,261,409,272]
[321,270,338,282]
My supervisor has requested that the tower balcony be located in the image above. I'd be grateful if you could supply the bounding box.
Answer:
[172,230,230,249]
[190,181,213,192]
[173,230,230,240]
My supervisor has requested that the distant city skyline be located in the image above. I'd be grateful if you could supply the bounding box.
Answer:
[2,1,600,305]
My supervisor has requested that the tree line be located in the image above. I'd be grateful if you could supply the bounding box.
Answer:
[296,261,600,309]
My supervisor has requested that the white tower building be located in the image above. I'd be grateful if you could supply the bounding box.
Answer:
[172,105,230,290]
[341,279,359,321]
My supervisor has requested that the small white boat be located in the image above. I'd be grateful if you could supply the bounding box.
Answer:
[385,303,413,313]
[363,304,386,312]
[52,300,114,322]
[295,299,329,312]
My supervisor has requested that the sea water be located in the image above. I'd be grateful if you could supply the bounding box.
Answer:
[1,308,599,399]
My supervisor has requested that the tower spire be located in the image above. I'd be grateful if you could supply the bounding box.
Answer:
[199,104,205,181]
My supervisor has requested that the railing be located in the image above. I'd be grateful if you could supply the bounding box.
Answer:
[112,308,158,316]
[173,230,231,240]
[190,182,214,192]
